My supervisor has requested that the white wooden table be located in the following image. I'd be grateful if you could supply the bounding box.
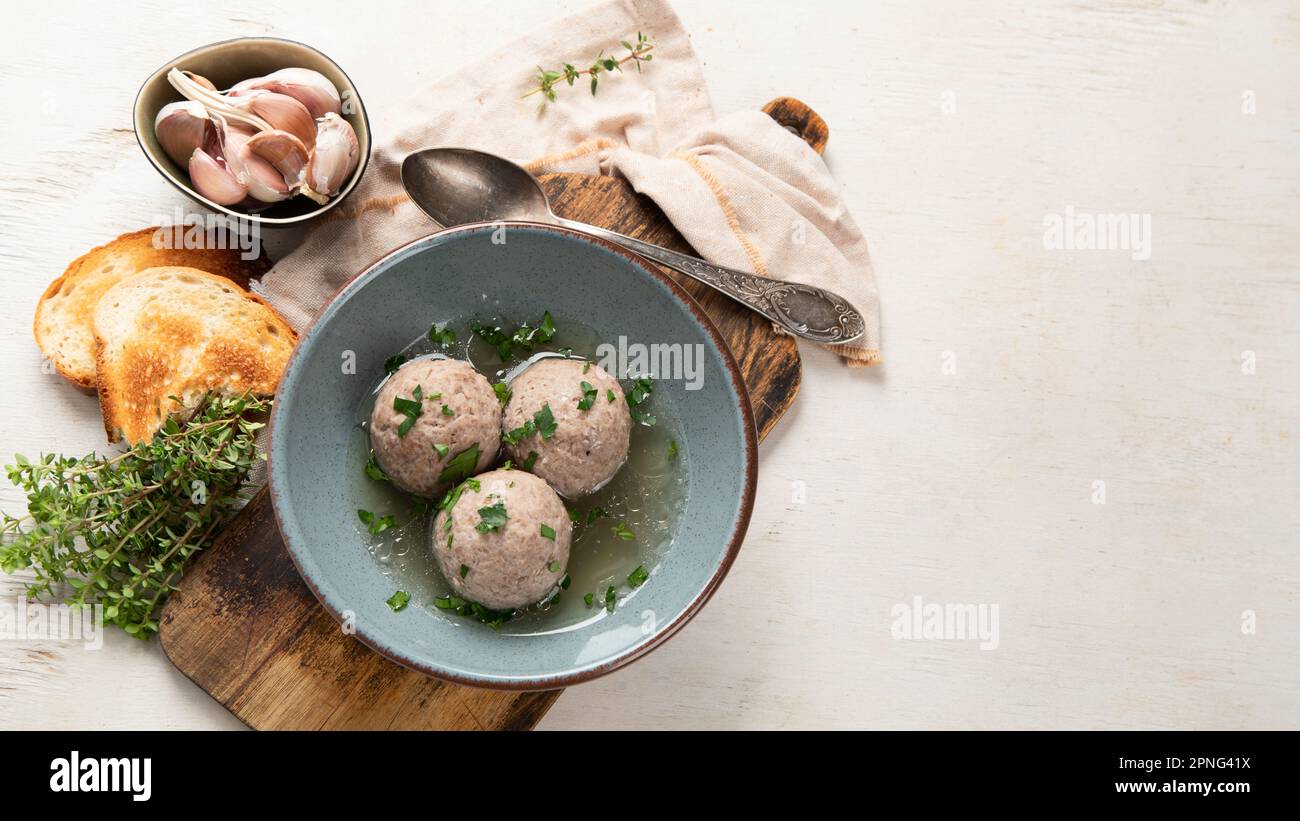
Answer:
[2,0,1297,730]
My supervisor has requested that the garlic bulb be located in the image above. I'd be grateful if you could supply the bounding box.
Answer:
[154,101,211,167]
[160,66,360,211]
[230,68,341,120]
[304,113,359,199]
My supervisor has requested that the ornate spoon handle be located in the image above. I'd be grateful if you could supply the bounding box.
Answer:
[556,218,866,345]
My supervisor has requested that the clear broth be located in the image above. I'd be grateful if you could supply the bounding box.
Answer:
[347,315,688,635]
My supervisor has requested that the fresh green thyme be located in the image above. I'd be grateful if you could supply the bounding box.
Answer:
[0,394,269,639]
[526,32,654,103]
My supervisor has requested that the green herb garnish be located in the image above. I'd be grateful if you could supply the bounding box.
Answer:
[441,404,454,417]
[560,574,571,589]
[387,590,410,612]
[358,508,396,536]
[459,564,470,579]
[365,450,389,481]
[667,440,678,460]
[436,443,481,485]
[606,389,616,403]
[393,385,424,437]
[475,501,508,533]
[547,559,561,572]
[428,324,456,346]
[586,506,608,524]
[626,375,655,426]
[493,382,512,405]
[611,522,635,541]
[522,450,539,471]
[584,592,594,607]
[604,585,617,612]
[471,311,557,360]
[527,32,654,104]
[383,354,407,374]
[0,393,268,639]
[433,443,449,458]
[576,380,597,411]
[628,565,649,587]
[540,523,556,540]
[434,595,516,630]
[534,404,557,439]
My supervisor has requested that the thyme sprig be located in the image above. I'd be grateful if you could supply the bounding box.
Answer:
[526,32,654,103]
[0,394,270,638]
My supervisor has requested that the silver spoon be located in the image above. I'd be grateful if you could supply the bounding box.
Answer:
[400,147,865,345]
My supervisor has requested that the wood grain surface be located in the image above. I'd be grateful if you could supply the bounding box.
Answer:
[156,114,810,728]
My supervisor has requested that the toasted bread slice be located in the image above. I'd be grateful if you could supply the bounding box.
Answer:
[93,267,296,444]
[35,228,270,390]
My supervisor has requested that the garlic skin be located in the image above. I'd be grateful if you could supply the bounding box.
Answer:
[304,113,360,199]
[154,101,211,167]
[183,71,217,91]
[188,148,247,205]
[230,68,341,120]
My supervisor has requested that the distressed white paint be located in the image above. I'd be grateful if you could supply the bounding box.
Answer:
[1,0,1297,730]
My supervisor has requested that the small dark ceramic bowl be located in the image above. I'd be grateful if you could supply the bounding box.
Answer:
[269,222,758,689]
[133,37,371,226]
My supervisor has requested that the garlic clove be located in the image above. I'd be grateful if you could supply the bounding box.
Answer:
[167,68,273,133]
[230,67,341,120]
[154,101,211,167]
[183,71,217,92]
[188,148,247,205]
[217,118,291,203]
[243,91,317,150]
[242,129,310,194]
[304,112,360,198]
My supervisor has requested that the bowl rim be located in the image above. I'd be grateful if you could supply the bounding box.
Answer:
[268,220,759,690]
[132,35,372,227]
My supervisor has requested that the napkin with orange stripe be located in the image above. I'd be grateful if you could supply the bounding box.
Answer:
[259,0,880,366]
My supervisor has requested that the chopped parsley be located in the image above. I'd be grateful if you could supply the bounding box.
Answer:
[604,585,617,612]
[628,565,649,587]
[539,523,556,540]
[560,574,571,590]
[433,443,449,458]
[606,389,616,403]
[475,500,508,533]
[383,354,407,374]
[357,508,395,536]
[386,590,410,612]
[582,361,591,374]
[586,506,609,524]
[436,443,480,485]
[576,380,597,411]
[364,450,389,482]
[470,311,557,361]
[393,385,424,437]
[428,323,456,346]
[493,382,512,405]
[547,559,561,572]
[441,404,454,416]
[626,376,655,426]
[459,563,470,579]
[611,522,635,541]
[667,440,678,460]
[567,508,581,524]
[583,592,594,607]
[534,404,557,439]
[433,596,515,630]
[522,450,539,471]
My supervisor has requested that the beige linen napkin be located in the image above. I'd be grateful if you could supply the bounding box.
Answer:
[259,0,880,365]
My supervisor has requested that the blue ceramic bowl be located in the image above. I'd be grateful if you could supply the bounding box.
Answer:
[269,222,757,689]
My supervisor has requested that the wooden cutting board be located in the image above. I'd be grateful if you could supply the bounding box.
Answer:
[158,98,824,730]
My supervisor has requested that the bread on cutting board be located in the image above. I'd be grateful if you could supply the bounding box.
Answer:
[34,228,270,390]
[93,266,296,444]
